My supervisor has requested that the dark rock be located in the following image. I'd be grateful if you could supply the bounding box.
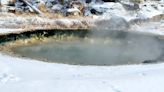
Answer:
[102,0,117,2]
[90,8,103,15]
[8,0,16,6]
[86,0,92,3]
[121,2,140,10]
[142,60,158,64]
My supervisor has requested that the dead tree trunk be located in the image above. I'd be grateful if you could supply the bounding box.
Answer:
[19,0,43,15]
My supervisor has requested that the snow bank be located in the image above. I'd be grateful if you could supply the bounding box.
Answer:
[90,1,163,22]
[137,2,164,19]
[90,2,128,20]
[0,52,164,92]
[0,57,19,83]
[0,60,9,74]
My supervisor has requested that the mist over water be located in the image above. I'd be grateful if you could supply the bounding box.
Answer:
[12,17,164,65]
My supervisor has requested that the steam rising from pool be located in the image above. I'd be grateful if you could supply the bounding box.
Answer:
[12,32,164,65]
[11,17,164,65]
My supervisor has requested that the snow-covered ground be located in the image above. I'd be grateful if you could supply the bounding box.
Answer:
[0,1,163,35]
[0,52,164,92]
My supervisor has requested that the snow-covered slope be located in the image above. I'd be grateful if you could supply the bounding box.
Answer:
[0,53,164,92]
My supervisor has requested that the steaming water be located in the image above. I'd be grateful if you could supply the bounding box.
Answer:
[12,32,164,66]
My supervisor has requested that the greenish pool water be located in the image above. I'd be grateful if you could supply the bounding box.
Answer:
[12,32,164,66]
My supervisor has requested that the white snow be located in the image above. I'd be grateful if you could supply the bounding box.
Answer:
[0,55,19,84]
[0,29,24,34]
[67,7,81,13]
[0,0,11,5]
[137,2,163,19]
[90,2,128,20]
[51,4,62,11]
[91,2,163,21]
[0,52,164,92]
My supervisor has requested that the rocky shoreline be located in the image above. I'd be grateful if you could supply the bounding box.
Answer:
[0,13,93,34]
[0,0,163,36]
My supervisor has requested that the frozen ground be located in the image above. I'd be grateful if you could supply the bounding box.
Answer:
[0,1,163,35]
[0,53,164,92]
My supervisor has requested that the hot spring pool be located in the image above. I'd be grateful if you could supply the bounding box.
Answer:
[11,32,164,66]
